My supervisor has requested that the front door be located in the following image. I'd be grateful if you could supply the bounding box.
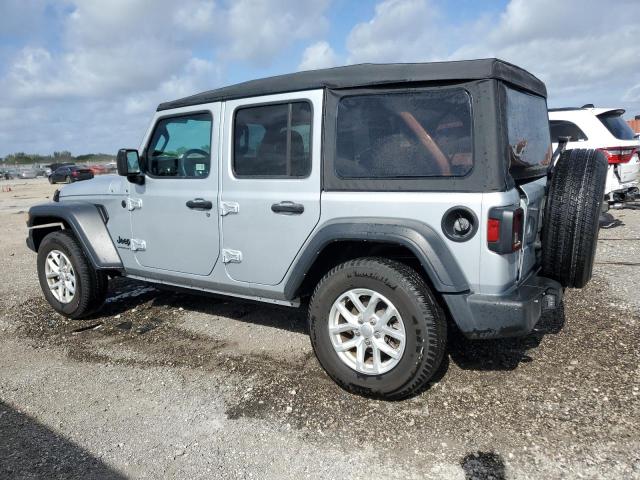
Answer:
[130,106,221,276]
[221,91,322,285]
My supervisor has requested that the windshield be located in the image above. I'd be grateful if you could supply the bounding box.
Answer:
[506,87,552,181]
[597,112,635,140]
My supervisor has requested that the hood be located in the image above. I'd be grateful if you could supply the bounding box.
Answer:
[59,174,129,198]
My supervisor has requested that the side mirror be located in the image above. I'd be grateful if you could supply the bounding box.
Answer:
[116,149,144,185]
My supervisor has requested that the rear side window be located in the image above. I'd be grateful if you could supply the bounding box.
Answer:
[147,113,212,178]
[506,88,552,180]
[597,111,635,140]
[549,120,588,142]
[233,102,312,178]
[335,89,473,178]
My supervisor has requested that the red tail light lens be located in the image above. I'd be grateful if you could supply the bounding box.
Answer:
[512,208,524,252]
[598,147,637,164]
[72,171,78,176]
[487,218,500,243]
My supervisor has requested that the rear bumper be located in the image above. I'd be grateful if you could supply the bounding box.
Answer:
[443,272,563,339]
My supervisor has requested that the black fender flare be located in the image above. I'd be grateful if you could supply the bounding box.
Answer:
[283,217,470,299]
[27,201,123,270]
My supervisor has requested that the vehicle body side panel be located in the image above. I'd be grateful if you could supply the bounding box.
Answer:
[283,217,470,299]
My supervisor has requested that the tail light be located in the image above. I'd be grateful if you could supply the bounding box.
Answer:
[487,207,524,254]
[598,147,637,164]
[72,171,78,176]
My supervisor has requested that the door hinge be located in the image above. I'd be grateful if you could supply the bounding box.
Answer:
[127,198,143,211]
[130,238,146,251]
[220,201,239,216]
[222,248,242,264]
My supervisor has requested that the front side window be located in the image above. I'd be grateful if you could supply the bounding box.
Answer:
[335,89,473,178]
[549,120,588,142]
[506,88,552,180]
[147,113,212,178]
[233,102,312,178]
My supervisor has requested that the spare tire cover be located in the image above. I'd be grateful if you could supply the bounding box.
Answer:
[541,149,607,288]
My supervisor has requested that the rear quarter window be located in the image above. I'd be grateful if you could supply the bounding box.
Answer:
[335,89,473,178]
[506,88,552,181]
[597,111,636,140]
[549,120,588,142]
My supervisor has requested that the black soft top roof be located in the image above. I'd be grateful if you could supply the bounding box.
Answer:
[157,58,546,111]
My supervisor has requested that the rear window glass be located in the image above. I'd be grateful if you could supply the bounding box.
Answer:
[597,112,635,140]
[506,88,552,180]
[335,89,473,178]
[549,120,588,142]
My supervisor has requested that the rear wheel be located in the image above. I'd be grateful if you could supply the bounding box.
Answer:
[37,230,108,319]
[542,149,608,288]
[308,257,446,400]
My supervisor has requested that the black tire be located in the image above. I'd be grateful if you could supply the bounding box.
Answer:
[48,176,54,184]
[308,257,447,400]
[37,230,108,319]
[541,149,607,288]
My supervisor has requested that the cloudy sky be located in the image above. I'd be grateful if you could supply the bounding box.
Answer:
[1,0,639,157]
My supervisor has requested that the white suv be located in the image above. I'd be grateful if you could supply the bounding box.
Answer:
[549,106,639,206]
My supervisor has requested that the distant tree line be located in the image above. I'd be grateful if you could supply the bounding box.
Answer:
[0,151,115,166]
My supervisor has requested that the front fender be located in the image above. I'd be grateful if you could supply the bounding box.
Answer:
[283,217,470,299]
[27,201,123,270]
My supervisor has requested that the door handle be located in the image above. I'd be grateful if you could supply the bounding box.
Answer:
[271,201,304,215]
[186,198,213,210]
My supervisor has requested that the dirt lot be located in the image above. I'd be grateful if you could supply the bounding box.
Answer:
[1,178,639,479]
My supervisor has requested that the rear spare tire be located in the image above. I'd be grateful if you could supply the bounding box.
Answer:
[541,148,607,288]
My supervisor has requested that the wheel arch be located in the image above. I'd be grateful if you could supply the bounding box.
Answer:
[283,218,470,300]
[27,201,123,271]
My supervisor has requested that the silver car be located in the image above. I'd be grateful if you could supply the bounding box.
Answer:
[26,59,607,399]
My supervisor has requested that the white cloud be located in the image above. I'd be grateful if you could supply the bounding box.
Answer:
[298,41,339,71]
[346,0,444,63]
[223,0,330,64]
[0,0,332,155]
[3,0,640,157]
[449,0,640,110]
[345,0,640,114]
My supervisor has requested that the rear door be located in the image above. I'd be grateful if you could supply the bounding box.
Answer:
[129,105,221,276]
[220,90,322,285]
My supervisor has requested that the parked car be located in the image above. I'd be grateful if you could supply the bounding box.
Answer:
[104,162,117,173]
[549,106,639,206]
[47,162,75,173]
[19,169,39,179]
[27,59,607,399]
[48,165,94,184]
[88,164,107,175]
[4,169,18,179]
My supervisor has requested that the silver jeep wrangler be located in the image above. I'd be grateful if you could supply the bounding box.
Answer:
[27,59,607,399]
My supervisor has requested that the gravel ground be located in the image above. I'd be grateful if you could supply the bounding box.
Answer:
[1,178,639,479]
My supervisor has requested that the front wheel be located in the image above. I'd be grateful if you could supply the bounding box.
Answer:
[308,258,446,400]
[37,230,108,319]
